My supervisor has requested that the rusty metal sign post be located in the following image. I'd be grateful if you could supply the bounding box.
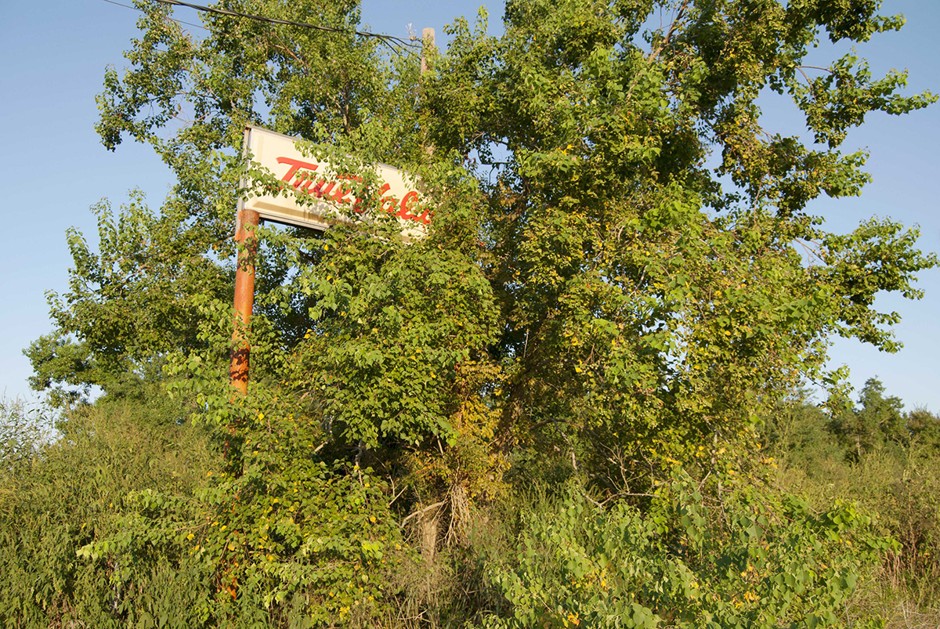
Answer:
[229,207,260,396]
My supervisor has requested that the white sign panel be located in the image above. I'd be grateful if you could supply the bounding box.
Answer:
[240,125,429,236]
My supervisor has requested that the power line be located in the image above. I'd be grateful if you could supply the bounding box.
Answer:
[101,0,207,30]
[151,0,419,54]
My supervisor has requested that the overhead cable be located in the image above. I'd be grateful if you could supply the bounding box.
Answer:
[151,0,419,53]
[101,0,207,30]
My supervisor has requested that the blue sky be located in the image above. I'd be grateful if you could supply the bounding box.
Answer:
[0,1,937,411]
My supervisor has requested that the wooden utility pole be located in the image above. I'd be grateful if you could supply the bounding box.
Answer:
[421,27,435,75]
[230,207,260,395]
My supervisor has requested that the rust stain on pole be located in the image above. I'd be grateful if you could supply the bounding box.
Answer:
[230,208,260,396]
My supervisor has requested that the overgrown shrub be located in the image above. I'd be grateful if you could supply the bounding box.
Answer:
[479,474,891,628]
[0,400,216,627]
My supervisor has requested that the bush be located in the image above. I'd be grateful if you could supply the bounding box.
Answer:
[73,395,415,627]
[479,473,890,628]
[0,397,54,465]
[0,400,216,627]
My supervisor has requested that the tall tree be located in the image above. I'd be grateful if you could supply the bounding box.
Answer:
[830,377,907,459]
[427,0,936,489]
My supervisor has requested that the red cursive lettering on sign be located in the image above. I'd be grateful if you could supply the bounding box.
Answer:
[275,156,430,225]
[277,156,319,184]
[397,190,430,225]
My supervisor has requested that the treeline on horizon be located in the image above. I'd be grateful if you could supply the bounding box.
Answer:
[4,0,940,626]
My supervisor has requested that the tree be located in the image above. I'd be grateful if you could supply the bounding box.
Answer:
[426,0,936,489]
[26,192,231,404]
[907,407,940,451]
[829,377,907,459]
[24,0,938,621]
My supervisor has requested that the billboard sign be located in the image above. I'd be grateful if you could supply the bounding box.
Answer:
[240,125,429,236]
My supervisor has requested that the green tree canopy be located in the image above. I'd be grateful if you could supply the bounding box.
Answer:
[28,0,937,516]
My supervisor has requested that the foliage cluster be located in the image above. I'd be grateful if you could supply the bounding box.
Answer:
[477,475,893,628]
[10,0,940,625]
